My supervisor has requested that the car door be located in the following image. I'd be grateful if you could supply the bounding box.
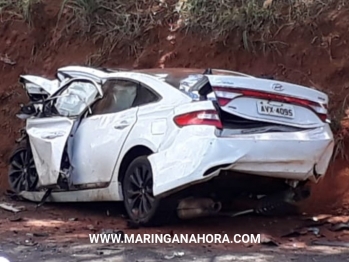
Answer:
[26,78,103,187]
[70,78,140,186]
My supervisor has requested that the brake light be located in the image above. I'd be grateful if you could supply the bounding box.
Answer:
[213,86,329,122]
[174,110,222,129]
[216,97,231,106]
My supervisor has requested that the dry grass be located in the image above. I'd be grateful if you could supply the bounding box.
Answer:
[52,0,347,61]
[1,0,347,52]
[2,0,346,55]
[0,0,40,23]
[177,0,275,38]
[84,47,110,67]
[330,96,349,161]
[176,0,344,50]
[57,0,175,59]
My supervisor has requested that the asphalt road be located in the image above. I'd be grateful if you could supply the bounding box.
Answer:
[1,199,349,262]
[1,241,349,262]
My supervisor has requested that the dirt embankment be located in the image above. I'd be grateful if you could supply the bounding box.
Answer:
[0,0,349,214]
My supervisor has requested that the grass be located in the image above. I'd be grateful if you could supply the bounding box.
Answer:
[50,0,347,63]
[1,0,346,54]
[330,95,349,161]
[84,47,110,67]
[57,0,174,58]
[177,0,345,52]
[178,0,275,38]
[1,0,347,49]
[0,0,40,23]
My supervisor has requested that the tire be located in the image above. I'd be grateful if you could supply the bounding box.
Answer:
[122,156,161,226]
[8,139,38,193]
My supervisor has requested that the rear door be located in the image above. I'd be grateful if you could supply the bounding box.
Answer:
[206,75,329,128]
[26,78,102,187]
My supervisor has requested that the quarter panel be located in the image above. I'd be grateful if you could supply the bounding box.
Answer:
[110,102,178,197]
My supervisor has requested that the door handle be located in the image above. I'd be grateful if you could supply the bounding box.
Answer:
[114,120,130,130]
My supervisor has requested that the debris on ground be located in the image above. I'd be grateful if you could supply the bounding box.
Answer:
[0,54,16,65]
[86,225,95,231]
[301,214,332,222]
[33,232,49,237]
[307,227,320,236]
[15,239,38,247]
[301,215,349,232]
[330,223,349,232]
[97,249,124,256]
[259,234,279,247]
[279,241,308,250]
[281,226,321,238]
[0,203,25,213]
[281,228,308,238]
[7,216,24,222]
[327,216,349,224]
[311,240,349,248]
[164,251,185,260]
[96,246,125,256]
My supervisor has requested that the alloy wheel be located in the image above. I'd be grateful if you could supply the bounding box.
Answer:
[9,148,38,192]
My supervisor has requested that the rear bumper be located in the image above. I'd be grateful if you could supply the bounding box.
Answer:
[149,124,334,197]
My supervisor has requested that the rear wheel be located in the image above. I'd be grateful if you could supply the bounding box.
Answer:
[8,140,38,193]
[122,156,160,226]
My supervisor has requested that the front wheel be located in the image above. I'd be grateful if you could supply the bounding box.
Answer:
[122,156,161,226]
[8,140,38,193]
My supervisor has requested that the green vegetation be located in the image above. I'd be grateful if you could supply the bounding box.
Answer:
[1,0,346,58]
[2,0,347,46]
[58,0,173,56]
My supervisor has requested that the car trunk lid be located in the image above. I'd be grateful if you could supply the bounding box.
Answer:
[204,75,329,129]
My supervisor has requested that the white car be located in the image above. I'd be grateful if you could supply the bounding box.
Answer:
[9,66,334,225]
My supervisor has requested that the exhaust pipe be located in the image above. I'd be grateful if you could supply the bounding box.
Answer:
[177,197,222,220]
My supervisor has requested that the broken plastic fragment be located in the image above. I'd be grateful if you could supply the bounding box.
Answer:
[0,203,25,213]
[164,251,185,260]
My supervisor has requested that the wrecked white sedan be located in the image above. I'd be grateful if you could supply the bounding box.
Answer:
[9,66,334,225]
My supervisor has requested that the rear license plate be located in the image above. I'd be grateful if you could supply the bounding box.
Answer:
[256,100,295,119]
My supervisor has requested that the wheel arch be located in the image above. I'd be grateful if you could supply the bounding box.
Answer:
[117,145,154,184]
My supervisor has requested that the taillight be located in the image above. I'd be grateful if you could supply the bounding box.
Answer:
[216,97,231,106]
[174,110,223,129]
[213,86,329,122]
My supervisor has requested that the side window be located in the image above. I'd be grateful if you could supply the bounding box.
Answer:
[132,84,159,107]
[91,79,137,115]
[90,79,160,116]
[55,80,99,117]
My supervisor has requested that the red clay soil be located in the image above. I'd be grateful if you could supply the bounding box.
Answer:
[0,1,349,214]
